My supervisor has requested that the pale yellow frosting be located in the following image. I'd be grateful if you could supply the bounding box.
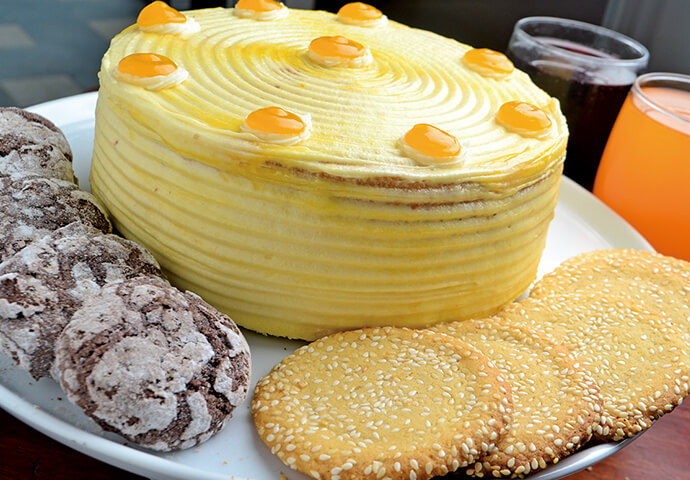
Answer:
[137,17,200,36]
[233,3,288,21]
[115,65,189,90]
[91,8,567,339]
[337,14,387,28]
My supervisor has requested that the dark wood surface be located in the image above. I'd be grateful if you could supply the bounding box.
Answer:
[1,399,689,480]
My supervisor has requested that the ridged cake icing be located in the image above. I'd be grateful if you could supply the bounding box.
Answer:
[91,3,568,340]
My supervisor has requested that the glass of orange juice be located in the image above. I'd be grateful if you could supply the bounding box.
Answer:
[593,72,690,260]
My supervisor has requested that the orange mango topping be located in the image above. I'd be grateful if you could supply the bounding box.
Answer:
[404,124,462,159]
[309,36,367,60]
[496,101,552,134]
[463,48,514,76]
[235,0,283,12]
[117,53,178,78]
[137,1,187,27]
[245,107,306,135]
[337,2,383,21]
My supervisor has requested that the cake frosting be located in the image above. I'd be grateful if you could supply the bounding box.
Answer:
[336,2,388,28]
[91,5,568,340]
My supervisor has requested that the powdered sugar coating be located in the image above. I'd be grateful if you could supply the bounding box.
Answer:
[55,276,251,451]
[0,174,111,262]
[0,107,75,183]
[0,222,162,379]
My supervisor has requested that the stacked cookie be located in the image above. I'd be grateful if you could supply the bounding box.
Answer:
[0,108,251,451]
[253,249,690,479]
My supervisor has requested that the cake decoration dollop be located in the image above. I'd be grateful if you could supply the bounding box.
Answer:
[116,53,189,90]
[462,48,514,79]
[399,123,465,166]
[137,1,200,35]
[241,106,311,145]
[233,0,288,21]
[496,101,553,137]
[307,35,372,68]
[337,2,388,28]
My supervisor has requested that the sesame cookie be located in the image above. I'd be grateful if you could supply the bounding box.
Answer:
[0,107,75,183]
[55,276,251,451]
[530,249,690,334]
[502,293,690,441]
[429,318,601,478]
[0,222,162,380]
[252,327,513,480]
[0,174,111,262]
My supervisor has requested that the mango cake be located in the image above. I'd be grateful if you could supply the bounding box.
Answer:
[91,1,568,339]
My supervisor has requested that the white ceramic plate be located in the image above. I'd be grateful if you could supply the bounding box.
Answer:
[0,92,652,480]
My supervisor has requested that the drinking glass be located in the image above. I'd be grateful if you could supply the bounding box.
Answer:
[593,73,690,261]
[507,17,649,191]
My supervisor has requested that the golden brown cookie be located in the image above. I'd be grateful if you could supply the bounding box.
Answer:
[429,318,601,477]
[502,293,690,441]
[252,327,513,480]
[530,249,690,334]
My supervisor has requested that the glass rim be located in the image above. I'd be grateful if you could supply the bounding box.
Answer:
[633,72,690,125]
[514,16,650,67]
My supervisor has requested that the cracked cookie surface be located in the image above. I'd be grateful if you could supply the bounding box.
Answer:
[0,174,111,262]
[0,222,162,379]
[0,107,75,183]
[55,275,251,451]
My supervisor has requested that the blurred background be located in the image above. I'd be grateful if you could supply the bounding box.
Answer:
[0,0,688,107]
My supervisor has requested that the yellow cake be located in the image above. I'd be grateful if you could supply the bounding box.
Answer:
[91,2,568,340]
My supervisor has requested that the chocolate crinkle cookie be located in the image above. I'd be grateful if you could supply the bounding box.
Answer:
[0,222,163,380]
[0,107,76,183]
[55,276,251,451]
[0,174,111,262]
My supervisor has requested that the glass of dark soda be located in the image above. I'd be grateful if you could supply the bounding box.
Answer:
[506,17,649,191]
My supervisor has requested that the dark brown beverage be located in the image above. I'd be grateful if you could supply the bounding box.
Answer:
[508,38,635,190]
[507,18,648,191]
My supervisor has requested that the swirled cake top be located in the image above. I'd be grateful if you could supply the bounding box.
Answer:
[98,6,567,186]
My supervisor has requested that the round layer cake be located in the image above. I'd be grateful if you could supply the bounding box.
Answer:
[91,3,568,340]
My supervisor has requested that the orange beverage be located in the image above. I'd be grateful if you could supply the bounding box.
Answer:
[594,73,690,260]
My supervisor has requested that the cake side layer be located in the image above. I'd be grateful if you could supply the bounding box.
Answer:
[92,90,562,339]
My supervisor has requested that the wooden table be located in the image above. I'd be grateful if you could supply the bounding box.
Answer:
[1,400,688,480]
